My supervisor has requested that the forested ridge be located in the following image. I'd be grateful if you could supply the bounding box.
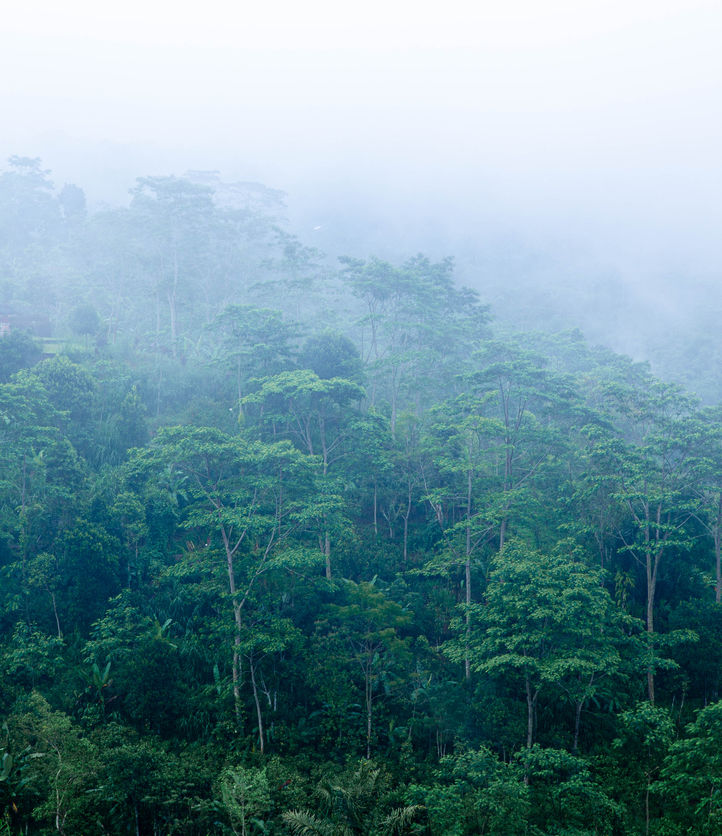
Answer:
[2,156,722,835]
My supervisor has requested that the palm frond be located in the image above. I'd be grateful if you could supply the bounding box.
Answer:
[379,804,426,835]
[282,809,335,836]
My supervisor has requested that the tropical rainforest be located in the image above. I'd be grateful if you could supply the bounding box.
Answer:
[2,155,722,835]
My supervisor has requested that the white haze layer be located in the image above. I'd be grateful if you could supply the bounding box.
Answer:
[1,0,721,363]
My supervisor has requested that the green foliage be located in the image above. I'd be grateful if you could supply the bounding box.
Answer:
[611,702,675,832]
[69,304,100,337]
[284,760,423,836]
[409,746,528,835]
[656,700,722,833]
[2,156,722,836]
[299,332,365,384]
[517,745,621,834]
[6,692,101,834]
[0,331,42,383]
[447,539,624,748]
[311,582,412,758]
[218,764,271,835]
[2,623,65,692]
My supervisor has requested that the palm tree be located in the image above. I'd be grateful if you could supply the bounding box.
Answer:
[282,761,424,836]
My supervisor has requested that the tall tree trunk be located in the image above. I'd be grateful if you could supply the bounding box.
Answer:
[714,493,722,604]
[525,676,535,749]
[573,699,584,753]
[645,506,662,705]
[168,246,179,358]
[499,515,508,551]
[324,530,331,580]
[465,467,472,680]
[167,289,177,359]
[221,525,244,728]
[321,426,332,579]
[51,591,62,639]
[249,655,265,755]
[390,365,399,441]
[366,664,373,759]
[403,479,413,565]
[646,549,656,704]
[232,611,243,727]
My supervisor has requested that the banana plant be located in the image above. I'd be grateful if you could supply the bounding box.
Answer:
[85,660,112,720]
[0,752,12,782]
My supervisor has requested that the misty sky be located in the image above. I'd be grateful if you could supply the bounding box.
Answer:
[2,1,721,281]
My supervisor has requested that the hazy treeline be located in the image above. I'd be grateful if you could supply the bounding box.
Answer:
[2,157,722,834]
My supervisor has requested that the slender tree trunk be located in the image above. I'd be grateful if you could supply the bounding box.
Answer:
[54,761,64,835]
[499,391,513,551]
[237,355,244,422]
[232,613,242,727]
[321,428,332,579]
[403,479,412,565]
[249,655,265,755]
[168,246,179,358]
[50,591,62,639]
[324,530,331,580]
[221,525,244,728]
[523,677,537,787]
[499,448,511,551]
[167,289,177,359]
[499,516,508,551]
[465,467,472,680]
[525,677,534,749]
[644,504,662,704]
[390,365,399,440]
[524,676,538,750]
[714,493,722,604]
[573,699,584,753]
[647,558,656,705]
[366,666,373,759]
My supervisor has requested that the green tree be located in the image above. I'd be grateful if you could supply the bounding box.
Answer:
[243,370,364,578]
[691,406,722,603]
[129,426,317,741]
[450,540,623,751]
[127,175,217,357]
[28,355,96,457]
[656,700,722,834]
[585,379,703,702]
[408,746,528,836]
[516,745,620,835]
[218,764,271,836]
[204,304,298,420]
[340,255,488,437]
[465,339,579,551]
[0,331,42,383]
[612,702,674,835]
[313,582,412,759]
[7,693,100,835]
[0,377,84,629]
[283,759,423,835]
[0,157,61,263]
[421,396,503,678]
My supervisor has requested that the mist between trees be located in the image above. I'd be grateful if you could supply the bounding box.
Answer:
[2,156,722,835]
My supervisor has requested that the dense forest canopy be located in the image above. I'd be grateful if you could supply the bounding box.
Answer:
[3,156,722,835]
